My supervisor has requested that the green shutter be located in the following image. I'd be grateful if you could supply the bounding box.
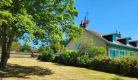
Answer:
[116,50,119,58]
[120,51,124,58]
[110,49,113,58]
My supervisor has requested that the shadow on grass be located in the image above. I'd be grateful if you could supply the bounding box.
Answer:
[0,63,54,79]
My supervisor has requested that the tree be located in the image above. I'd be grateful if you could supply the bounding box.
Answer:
[88,46,106,56]
[50,38,69,53]
[0,0,83,67]
[74,36,95,52]
[20,44,31,53]
[10,41,22,52]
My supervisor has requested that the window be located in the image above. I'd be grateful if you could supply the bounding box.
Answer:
[110,49,119,58]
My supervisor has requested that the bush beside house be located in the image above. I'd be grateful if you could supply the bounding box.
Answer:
[37,47,138,78]
[90,56,138,77]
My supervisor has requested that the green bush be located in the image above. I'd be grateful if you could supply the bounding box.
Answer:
[76,54,90,67]
[41,49,55,62]
[61,50,90,67]
[90,56,138,77]
[89,46,106,56]
[58,55,64,63]
[37,54,41,60]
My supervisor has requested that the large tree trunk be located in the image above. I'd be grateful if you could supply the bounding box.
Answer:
[0,24,15,67]
[1,24,8,67]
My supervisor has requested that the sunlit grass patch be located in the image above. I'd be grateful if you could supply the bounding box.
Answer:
[0,58,137,80]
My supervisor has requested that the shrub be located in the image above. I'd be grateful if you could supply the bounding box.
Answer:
[37,54,41,60]
[58,55,64,63]
[76,54,90,68]
[53,55,58,62]
[90,56,138,77]
[89,46,106,56]
[62,50,78,66]
[41,49,55,62]
[61,50,90,67]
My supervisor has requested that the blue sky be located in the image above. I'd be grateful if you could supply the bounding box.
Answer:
[19,0,138,49]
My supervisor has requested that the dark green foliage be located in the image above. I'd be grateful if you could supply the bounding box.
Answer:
[41,49,55,62]
[37,54,42,60]
[20,44,31,53]
[58,55,64,64]
[61,50,90,68]
[89,46,106,56]
[90,56,138,77]
[76,54,90,67]
[52,56,58,63]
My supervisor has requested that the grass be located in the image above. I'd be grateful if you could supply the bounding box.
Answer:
[0,54,31,58]
[10,56,31,58]
[111,76,124,80]
[0,58,138,80]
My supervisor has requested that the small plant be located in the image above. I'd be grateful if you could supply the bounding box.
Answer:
[111,76,124,80]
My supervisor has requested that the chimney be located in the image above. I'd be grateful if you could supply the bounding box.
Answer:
[80,20,83,27]
[83,16,88,28]
[119,32,122,38]
[80,16,89,28]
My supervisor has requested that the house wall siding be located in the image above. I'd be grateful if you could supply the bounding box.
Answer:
[66,30,108,52]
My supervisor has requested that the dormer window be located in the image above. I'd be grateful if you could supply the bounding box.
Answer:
[129,40,138,47]
[117,37,132,45]
[102,32,119,43]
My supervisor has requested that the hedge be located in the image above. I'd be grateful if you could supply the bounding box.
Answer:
[90,56,138,77]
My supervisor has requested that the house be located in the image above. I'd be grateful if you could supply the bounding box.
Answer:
[64,17,138,58]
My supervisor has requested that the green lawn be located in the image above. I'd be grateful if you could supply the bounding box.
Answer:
[0,58,138,80]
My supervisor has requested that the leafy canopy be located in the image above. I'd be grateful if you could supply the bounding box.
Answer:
[0,0,83,47]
